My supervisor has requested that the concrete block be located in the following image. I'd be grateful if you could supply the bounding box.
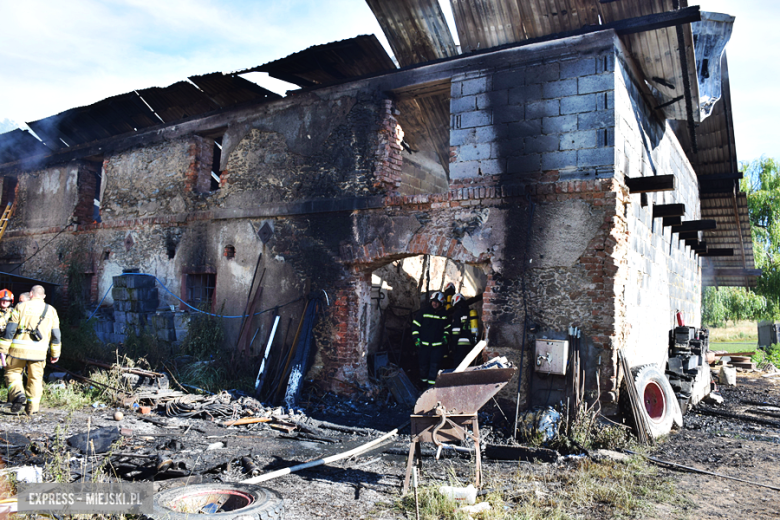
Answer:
[505,119,542,138]
[560,130,597,150]
[462,76,490,96]
[578,110,614,130]
[493,69,525,91]
[507,154,541,174]
[560,58,596,79]
[128,287,159,302]
[477,159,506,175]
[524,135,559,154]
[450,161,481,180]
[578,147,615,167]
[507,84,542,105]
[114,322,128,335]
[112,287,130,301]
[451,96,477,114]
[475,125,502,144]
[125,275,155,289]
[459,110,492,128]
[492,139,523,158]
[542,115,577,134]
[526,100,559,119]
[175,328,189,342]
[115,300,131,312]
[114,311,127,324]
[542,151,577,170]
[113,276,127,288]
[451,128,478,146]
[542,79,577,99]
[597,91,614,111]
[578,73,613,94]
[477,90,507,109]
[457,143,492,162]
[595,54,615,74]
[451,81,462,98]
[597,128,615,147]
[157,329,175,342]
[561,94,597,115]
[494,104,524,124]
[525,63,560,83]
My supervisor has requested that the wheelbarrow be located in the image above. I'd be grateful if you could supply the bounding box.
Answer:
[403,365,516,493]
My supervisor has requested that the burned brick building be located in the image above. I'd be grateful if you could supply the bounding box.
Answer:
[0,1,755,415]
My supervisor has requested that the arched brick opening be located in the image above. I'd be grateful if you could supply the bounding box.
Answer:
[324,230,495,394]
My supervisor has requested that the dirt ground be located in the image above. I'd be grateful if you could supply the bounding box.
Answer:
[1,370,779,519]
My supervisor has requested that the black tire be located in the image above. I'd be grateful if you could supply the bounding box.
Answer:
[632,365,676,440]
[151,483,283,520]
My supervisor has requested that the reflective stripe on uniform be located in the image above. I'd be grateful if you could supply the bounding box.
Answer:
[422,314,447,320]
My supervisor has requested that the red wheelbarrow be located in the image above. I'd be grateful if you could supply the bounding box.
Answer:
[403,365,516,493]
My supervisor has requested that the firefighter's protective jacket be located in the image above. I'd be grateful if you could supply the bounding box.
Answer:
[0,298,61,361]
[412,304,450,348]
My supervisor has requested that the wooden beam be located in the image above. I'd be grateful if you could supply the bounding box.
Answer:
[704,269,762,278]
[612,6,701,35]
[672,220,717,233]
[697,172,743,181]
[678,231,699,240]
[699,249,734,257]
[625,175,676,194]
[662,216,681,227]
[684,238,700,246]
[692,242,707,253]
[652,203,685,218]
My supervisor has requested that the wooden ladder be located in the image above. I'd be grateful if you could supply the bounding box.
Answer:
[0,202,13,242]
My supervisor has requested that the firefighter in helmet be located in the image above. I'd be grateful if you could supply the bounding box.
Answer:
[0,289,14,336]
[0,285,61,415]
[412,291,451,385]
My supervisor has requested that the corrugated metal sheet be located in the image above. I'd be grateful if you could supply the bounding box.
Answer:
[672,56,755,287]
[188,73,281,108]
[516,0,600,39]
[0,129,51,164]
[137,81,219,123]
[449,0,527,52]
[247,35,396,88]
[365,0,458,66]
[27,92,159,148]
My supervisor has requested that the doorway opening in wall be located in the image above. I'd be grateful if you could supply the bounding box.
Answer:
[366,254,487,388]
[186,273,216,311]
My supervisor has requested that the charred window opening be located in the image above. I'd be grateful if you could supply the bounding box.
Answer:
[224,245,236,260]
[82,273,95,303]
[187,273,216,310]
[210,138,223,191]
[391,79,451,196]
[103,250,111,261]
[1,176,18,210]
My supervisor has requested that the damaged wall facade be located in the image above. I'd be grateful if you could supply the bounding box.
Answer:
[0,30,702,412]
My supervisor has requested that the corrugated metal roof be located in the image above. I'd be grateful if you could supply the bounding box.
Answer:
[0,129,52,164]
[365,0,458,66]
[246,35,396,88]
[672,55,756,287]
[27,91,159,149]
[188,73,281,108]
[137,81,219,123]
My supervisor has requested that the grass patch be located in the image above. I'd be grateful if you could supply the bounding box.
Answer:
[396,457,686,520]
[706,320,758,343]
[710,342,758,353]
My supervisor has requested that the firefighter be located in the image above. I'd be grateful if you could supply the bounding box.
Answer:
[0,285,61,415]
[448,292,484,368]
[442,282,456,310]
[412,292,450,385]
[0,289,13,335]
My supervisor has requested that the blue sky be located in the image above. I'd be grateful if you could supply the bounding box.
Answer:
[0,0,776,164]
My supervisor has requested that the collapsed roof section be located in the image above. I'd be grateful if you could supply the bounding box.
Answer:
[0,74,279,164]
[238,35,397,88]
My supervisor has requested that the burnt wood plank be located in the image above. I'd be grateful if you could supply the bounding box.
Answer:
[678,231,699,240]
[672,220,717,233]
[663,216,682,227]
[699,249,734,257]
[626,175,676,193]
[652,203,686,218]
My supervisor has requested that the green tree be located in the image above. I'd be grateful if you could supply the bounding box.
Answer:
[742,157,780,316]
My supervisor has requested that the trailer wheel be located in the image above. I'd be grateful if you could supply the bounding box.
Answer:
[632,365,676,439]
[152,483,283,520]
